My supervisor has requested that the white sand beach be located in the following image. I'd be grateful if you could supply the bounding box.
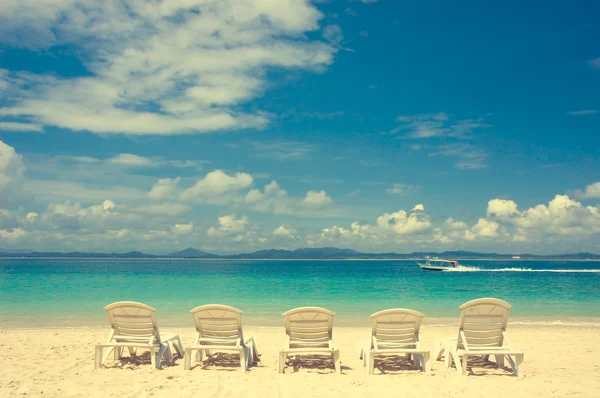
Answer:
[1,325,599,397]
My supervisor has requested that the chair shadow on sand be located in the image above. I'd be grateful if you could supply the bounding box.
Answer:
[195,352,251,371]
[372,354,427,375]
[286,354,352,374]
[102,350,183,369]
[460,356,517,377]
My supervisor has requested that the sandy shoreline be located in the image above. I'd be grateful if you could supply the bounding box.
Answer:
[1,325,599,397]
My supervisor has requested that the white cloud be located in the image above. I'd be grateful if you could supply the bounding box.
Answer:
[108,153,155,167]
[315,205,432,245]
[147,177,181,201]
[0,121,43,132]
[412,204,425,212]
[589,57,600,69]
[375,208,431,235]
[0,1,336,135]
[572,181,600,199]
[0,227,25,240]
[244,189,264,204]
[301,190,333,209]
[0,140,25,205]
[180,170,253,201]
[487,198,519,218]
[444,217,468,230]
[467,218,499,239]
[207,214,249,238]
[386,183,416,195]
[274,224,296,238]
[61,156,100,164]
[26,212,38,223]
[171,223,193,235]
[487,194,600,237]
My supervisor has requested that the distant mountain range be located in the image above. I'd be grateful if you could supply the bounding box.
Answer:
[1,247,599,260]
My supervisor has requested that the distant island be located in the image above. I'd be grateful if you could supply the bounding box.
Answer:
[0,247,599,260]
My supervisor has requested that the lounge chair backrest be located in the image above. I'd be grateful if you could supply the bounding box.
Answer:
[370,309,424,349]
[104,301,160,343]
[458,298,512,349]
[282,307,335,348]
[190,304,243,345]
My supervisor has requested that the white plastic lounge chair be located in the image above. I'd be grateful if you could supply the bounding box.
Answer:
[359,309,431,374]
[184,304,259,372]
[436,298,524,377]
[279,307,341,374]
[94,301,183,370]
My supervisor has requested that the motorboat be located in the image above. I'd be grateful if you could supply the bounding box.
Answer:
[417,259,459,271]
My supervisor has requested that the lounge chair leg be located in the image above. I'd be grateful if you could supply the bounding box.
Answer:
[412,354,420,369]
[436,342,445,361]
[240,347,248,372]
[462,354,469,376]
[333,350,341,374]
[101,347,114,366]
[150,348,157,369]
[423,352,431,374]
[515,354,525,378]
[278,352,286,373]
[173,337,184,357]
[449,348,461,373]
[184,349,192,370]
[94,346,103,369]
[369,352,375,375]
[406,353,412,360]
[164,344,173,363]
[495,354,505,368]
[127,347,136,356]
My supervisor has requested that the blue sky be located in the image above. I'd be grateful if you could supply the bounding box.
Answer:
[0,0,599,254]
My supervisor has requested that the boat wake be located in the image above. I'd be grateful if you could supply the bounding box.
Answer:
[445,266,600,273]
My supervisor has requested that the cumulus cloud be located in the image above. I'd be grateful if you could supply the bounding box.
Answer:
[572,181,600,199]
[208,214,248,236]
[314,204,432,245]
[486,194,600,238]
[0,227,25,240]
[0,140,25,205]
[301,190,333,209]
[0,0,336,135]
[180,170,253,201]
[171,223,193,235]
[273,224,297,239]
[487,198,519,218]
[147,177,181,201]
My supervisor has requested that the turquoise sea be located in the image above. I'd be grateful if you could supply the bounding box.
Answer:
[1,259,599,327]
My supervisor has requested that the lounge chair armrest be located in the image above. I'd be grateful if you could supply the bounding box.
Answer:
[372,336,378,350]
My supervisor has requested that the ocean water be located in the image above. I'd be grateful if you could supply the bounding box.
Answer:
[1,258,599,327]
